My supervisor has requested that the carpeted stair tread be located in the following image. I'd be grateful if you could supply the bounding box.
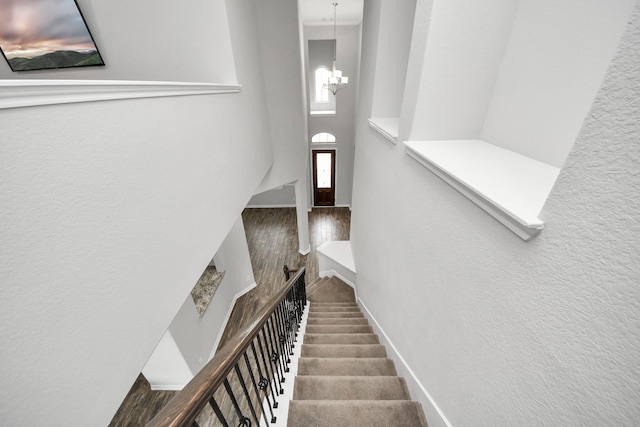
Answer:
[301,344,387,358]
[309,306,362,313]
[307,277,355,303]
[311,302,359,307]
[297,357,398,376]
[286,276,427,426]
[306,278,330,296]
[307,317,369,325]
[308,312,364,318]
[305,325,373,334]
[293,376,411,400]
[287,400,428,427]
[303,333,380,345]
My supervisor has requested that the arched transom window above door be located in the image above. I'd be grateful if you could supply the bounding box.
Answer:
[311,132,336,143]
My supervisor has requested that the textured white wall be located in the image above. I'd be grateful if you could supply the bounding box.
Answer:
[351,1,640,425]
[482,0,636,167]
[0,0,276,425]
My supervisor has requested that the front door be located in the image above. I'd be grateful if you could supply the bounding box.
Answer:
[312,150,335,206]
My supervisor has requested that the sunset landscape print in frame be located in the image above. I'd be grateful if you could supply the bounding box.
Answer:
[0,0,104,72]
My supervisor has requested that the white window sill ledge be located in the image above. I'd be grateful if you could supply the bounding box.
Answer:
[404,140,560,240]
[368,117,399,143]
[310,110,336,116]
[0,80,241,110]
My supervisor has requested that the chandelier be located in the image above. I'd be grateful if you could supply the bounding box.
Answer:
[324,2,348,95]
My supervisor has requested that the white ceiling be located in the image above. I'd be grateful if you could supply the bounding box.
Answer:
[300,0,364,26]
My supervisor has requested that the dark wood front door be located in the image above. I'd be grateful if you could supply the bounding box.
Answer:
[312,150,335,206]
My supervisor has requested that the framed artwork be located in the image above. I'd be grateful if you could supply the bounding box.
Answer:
[0,0,104,72]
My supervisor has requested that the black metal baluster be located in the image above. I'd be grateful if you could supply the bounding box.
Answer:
[276,303,293,364]
[300,271,307,307]
[266,316,286,380]
[244,350,274,425]
[256,332,280,405]
[234,363,260,426]
[283,299,295,353]
[262,328,284,394]
[223,378,251,427]
[273,309,290,372]
[209,396,230,427]
[287,289,300,339]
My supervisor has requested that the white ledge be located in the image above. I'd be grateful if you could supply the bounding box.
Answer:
[0,80,241,110]
[369,117,399,143]
[404,140,560,240]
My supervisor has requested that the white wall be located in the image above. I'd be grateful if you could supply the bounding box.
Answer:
[0,0,277,425]
[142,330,194,390]
[253,0,309,194]
[167,215,257,377]
[370,0,416,118]
[409,0,518,140]
[306,24,359,207]
[0,0,236,83]
[247,184,297,207]
[351,2,640,426]
[481,0,636,167]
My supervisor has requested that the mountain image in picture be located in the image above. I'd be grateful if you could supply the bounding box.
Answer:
[0,0,104,72]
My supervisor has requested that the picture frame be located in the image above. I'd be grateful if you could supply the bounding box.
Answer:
[0,0,105,72]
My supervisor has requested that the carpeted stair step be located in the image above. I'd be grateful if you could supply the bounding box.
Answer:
[307,278,355,303]
[301,344,387,358]
[303,333,380,345]
[311,302,359,306]
[297,357,398,376]
[293,376,411,400]
[287,400,428,427]
[307,317,369,325]
[287,277,427,427]
[309,306,362,313]
[308,312,364,318]
[305,325,373,334]
[306,278,329,296]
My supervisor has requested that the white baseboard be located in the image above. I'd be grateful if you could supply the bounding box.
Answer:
[299,244,311,255]
[245,204,296,208]
[208,282,258,361]
[358,300,453,427]
[149,384,186,391]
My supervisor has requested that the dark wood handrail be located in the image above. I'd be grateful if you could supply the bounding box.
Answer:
[147,267,306,427]
[283,264,299,281]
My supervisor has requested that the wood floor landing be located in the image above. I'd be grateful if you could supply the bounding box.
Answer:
[109,207,351,426]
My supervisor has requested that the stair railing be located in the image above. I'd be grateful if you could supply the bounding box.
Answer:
[283,264,299,281]
[147,268,306,427]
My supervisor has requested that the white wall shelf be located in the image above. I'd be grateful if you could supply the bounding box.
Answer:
[0,80,241,110]
[404,140,560,240]
[368,117,399,143]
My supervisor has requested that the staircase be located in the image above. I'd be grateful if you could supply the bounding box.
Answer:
[287,277,428,427]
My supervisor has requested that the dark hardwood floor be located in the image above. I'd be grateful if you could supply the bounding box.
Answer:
[108,207,351,426]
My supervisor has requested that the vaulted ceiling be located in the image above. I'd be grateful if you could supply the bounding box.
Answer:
[300,0,364,26]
